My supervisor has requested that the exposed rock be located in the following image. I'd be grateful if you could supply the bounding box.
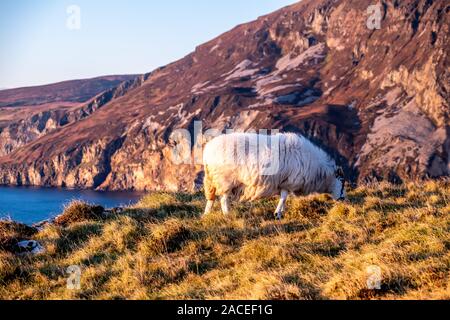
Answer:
[16,240,44,255]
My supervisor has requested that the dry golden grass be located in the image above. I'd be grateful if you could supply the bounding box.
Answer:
[54,201,105,227]
[0,180,449,300]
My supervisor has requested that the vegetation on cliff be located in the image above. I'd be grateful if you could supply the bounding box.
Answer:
[0,180,449,300]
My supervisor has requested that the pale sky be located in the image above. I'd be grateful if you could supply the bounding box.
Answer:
[0,0,298,89]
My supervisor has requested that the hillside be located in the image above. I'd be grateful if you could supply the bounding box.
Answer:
[0,75,143,157]
[0,180,448,300]
[0,0,448,191]
[0,75,137,108]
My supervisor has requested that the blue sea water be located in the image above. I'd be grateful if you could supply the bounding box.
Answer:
[0,186,144,225]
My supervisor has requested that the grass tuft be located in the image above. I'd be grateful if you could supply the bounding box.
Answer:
[55,201,105,226]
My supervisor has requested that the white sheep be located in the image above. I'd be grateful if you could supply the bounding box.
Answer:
[203,132,346,219]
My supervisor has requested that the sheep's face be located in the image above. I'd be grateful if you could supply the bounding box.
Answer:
[331,167,346,201]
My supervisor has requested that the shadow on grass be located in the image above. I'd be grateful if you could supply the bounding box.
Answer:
[282,273,326,300]
[56,222,103,255]
[126,204,202,222]
[357,276,416,299]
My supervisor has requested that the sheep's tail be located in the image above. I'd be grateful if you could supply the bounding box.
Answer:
[203,165,216,201]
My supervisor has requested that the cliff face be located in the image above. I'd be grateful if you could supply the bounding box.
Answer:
[0,75,144,156]
[0,0,448,191]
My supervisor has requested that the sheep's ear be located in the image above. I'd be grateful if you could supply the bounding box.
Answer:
[335,167,345,179]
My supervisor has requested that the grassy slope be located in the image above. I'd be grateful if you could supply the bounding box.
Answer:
[0,181,449,300]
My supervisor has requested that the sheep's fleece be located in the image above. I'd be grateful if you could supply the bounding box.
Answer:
[203,132,345,218]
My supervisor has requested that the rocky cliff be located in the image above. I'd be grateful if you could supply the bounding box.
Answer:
[0,0,448,191]
[0,75,141,156]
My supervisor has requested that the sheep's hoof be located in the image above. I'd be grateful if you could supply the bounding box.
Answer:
[275,213,282,221]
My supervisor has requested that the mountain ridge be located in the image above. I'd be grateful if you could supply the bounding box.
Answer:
[0,75,139,108]
[0,74,142,157]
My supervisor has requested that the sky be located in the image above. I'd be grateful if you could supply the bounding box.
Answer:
[0,0,298,89]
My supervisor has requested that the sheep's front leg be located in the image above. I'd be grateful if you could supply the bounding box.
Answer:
[275,190,288,220]
[220,194,230,215]
[204,200,214,215]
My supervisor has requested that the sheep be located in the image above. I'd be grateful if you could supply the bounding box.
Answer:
[203,132,346,219]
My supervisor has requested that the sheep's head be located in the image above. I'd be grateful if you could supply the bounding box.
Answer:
[331,167,346,201]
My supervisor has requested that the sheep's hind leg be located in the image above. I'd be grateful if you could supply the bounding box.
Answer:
[220,194,230,215]
[275,190,288,220]
[204,200,215,216]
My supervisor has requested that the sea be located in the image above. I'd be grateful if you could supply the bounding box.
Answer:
[0,186,144,225]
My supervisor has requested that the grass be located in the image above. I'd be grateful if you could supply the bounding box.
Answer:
[0,180,449,300]
[54,201,106,227]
